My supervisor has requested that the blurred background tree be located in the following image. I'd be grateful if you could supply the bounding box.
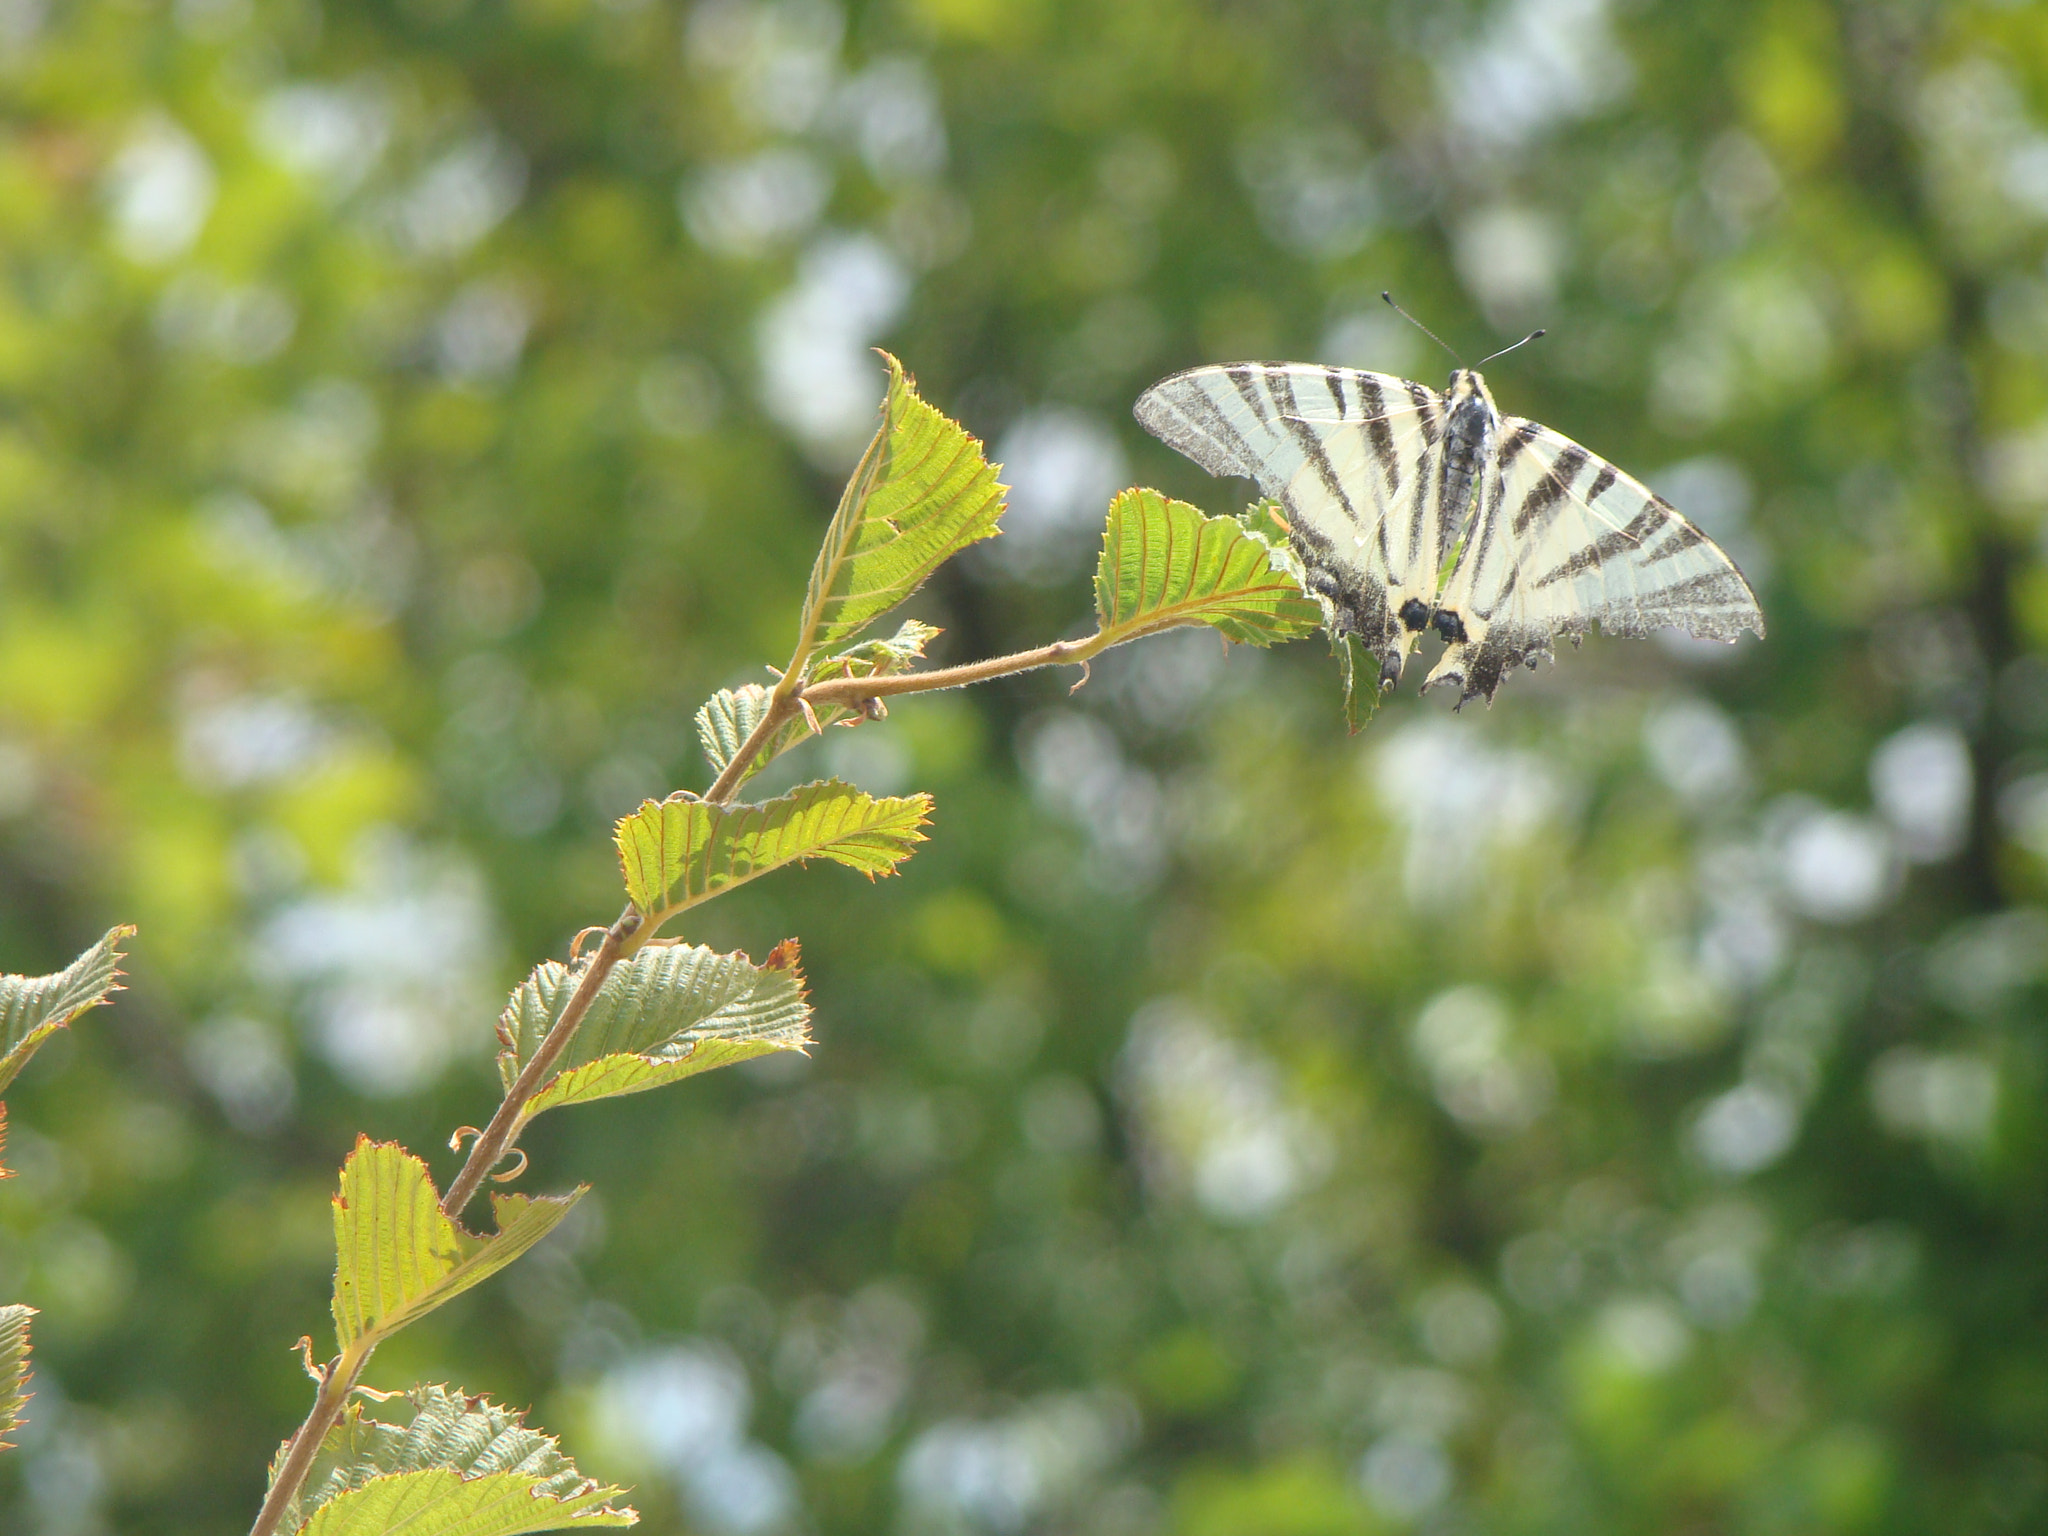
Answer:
[0,0,2044,1531]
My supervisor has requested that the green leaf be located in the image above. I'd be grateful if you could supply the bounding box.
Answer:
[811,617,942,688]
[1094,488,1323,648]
[275,1384,635,1535]
[330,1139,583,1352]
[697,620,940,788]
[496,939,811,1123]
[1327,630,1383,733]
[696,683,779,781]
[0,1304,32,1449]
[0,925,133,1094]
[1236,497,1293,542]
[614,779,931,926]
[791,353,1004,666]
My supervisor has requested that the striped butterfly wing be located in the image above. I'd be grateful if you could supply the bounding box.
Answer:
[1421,418,1765,705]
[1135,363,1449,685]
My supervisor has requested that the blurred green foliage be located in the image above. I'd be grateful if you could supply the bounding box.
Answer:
[0,0,2046,1532]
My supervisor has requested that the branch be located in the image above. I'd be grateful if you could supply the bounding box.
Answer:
[704,696,801,805]
[704,631,1111,805]
[438,905,642,1221]
[803,632,1110,707]
[246,1339,373,1536]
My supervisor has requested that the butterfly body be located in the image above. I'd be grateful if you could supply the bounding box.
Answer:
[1436,369,1502,547]
[1134,361,1764,708]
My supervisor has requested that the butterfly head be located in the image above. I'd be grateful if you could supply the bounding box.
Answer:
[1445,369,1497,413]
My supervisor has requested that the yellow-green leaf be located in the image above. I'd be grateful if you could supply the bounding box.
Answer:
[0,1304,32,1449]
[274,1384,635,1535]
[0,925,133,1094]
[1094,488,1323,647]
[792,353,1004,666]
[614,779,930,926]
[496,940,811,1123]
[329,1139,582,1352]
[300,1469,634,1536]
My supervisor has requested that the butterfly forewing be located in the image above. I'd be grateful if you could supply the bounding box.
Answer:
[1134,363,1449,685]
[1422,418,1765,703]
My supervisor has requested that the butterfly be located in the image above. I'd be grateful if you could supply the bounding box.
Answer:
[1134,358,1764,707]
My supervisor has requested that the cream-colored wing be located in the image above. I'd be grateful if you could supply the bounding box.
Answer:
[1136,362,1449,686]
[1422,418,1764,706]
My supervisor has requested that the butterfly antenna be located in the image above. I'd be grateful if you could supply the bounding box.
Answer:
[1476,329,1546,367]
[1381,291,1462,365]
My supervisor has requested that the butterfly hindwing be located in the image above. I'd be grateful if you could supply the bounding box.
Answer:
[1423,418,1765,704]
[1134,363,1449,684]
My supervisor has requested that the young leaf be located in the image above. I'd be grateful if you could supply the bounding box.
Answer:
[791,353,1004,667]
[807,618,942,704]
[0,1103,12,1179]
[0,925,134,1093]
[273,1384,634,1535]
[615,779,930,926]
[1237,497,1292,543]
[330,1139,582,1351]
[496,939,811,1124]
[0,1304,32,1449]
[1328,629,1383,733]
[696,684,775,779]
[697,620,940,788]
[1094,488,1323,648]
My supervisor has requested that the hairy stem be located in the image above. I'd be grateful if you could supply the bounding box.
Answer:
[804,632,1111,706]
[704,631,1113,804]
[704,698,801,804]
[439,905,642,1221]
[246,1339,373,1536]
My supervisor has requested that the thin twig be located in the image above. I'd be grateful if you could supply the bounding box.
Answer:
[704,695,802,804]
[246,1340,373,1536]
[439,904,642,1221]
[802,632,1109,708]
[707,633,1111,804]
